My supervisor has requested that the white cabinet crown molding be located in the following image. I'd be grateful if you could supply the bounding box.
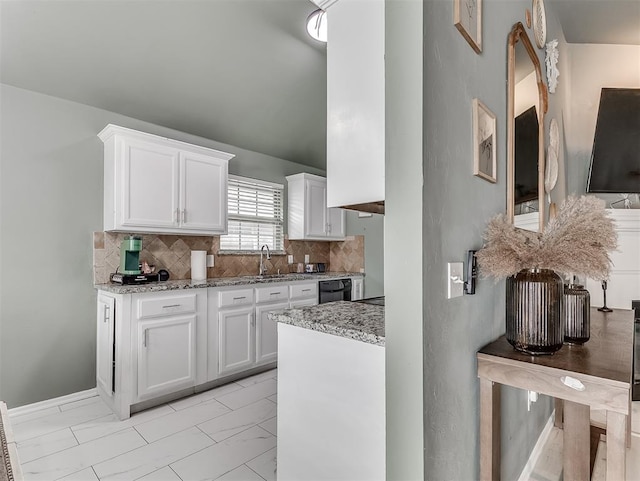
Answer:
[98,124,235,161]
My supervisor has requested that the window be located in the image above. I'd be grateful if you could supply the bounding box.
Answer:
[220,175,284,252]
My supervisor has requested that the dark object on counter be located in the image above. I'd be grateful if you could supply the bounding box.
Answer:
[597,280,613,312]
[506,268,564,355]
[319,278,352,303]
[317,263,326,273]
[564,284,590,344]
[158,269,170,281]
[110,273,159,285]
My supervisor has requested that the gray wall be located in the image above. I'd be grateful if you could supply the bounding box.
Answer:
[414,1,563,479]
[0,83,338,408]
[385,0,425,478]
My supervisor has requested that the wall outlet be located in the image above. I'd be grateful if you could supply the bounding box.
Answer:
[447,262,464,299]
[304,254,310,263]
[287,255,294,264]
[206,255,215,268]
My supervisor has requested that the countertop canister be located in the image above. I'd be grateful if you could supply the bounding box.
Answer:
[190,250,207,281]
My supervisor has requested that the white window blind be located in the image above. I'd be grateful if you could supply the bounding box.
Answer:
[220,175,284,252]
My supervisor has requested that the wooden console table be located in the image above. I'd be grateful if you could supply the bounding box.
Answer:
[477,308,634,481]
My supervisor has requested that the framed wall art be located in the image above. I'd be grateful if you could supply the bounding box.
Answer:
[472,99,497,183]
[454,0,482,54]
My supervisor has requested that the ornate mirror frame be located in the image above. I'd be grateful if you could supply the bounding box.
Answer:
[507,22,548,231]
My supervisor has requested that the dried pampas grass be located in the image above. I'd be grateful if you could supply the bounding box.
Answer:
[476,196,617,280]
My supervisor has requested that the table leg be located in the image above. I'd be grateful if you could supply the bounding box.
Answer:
[555,398,564,428]
[606,410,627,481]
[563,401,590,481]
[480,378,500,481]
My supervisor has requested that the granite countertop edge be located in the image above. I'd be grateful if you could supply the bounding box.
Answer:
[94,272,363,294]
[270,301,385,347]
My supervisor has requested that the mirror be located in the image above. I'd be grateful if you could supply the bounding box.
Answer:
[507,22,548,231]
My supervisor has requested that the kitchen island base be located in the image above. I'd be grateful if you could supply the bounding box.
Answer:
[277,322,385,480]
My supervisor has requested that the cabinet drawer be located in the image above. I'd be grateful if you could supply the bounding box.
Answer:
[137,294,197,319]
[290,282,318,300]
[256,285,289,304]
[219,288,254,308]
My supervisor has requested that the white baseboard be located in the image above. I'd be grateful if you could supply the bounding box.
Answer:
[517,412,556,481]
[7,388,98,418]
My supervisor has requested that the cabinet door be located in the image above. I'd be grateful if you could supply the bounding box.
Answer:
[96,294,115,396]
[305,178,329,238]
[219,306,255,375]
[137,315,196,400]
[121,138,179,229]
[255,301,288,364]
[290,297,318,308]
[180,152,228,233]
[326,207,346,240]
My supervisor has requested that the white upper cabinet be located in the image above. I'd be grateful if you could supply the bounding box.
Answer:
[286,173,346,241]
[99,124,234,235]
[325,0,385,209]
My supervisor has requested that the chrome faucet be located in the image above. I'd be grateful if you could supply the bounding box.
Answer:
[259,244,271,276]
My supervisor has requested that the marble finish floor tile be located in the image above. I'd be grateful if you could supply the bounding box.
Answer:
[215,379,277,410]
[246,447,277,481]
[168,382,243,412]
[215,465,265,480]
[12,400,113,443]
[235,369,277,387]
[17,427,78,463]
[21,428,146,480]
[198,399,277,442]
[71,404,175,444]
[137,466,182,481]
[93,426,214,481]
[170,425,276,481]
[134,399,230,443]
[13,370,279,480]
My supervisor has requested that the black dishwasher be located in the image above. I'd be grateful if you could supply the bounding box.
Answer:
[318,279,352,304]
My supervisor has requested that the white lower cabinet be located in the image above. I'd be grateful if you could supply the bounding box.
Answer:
[218,306,255,375]
[255,301,288,364]
[96,294,115,397]
[137,315,196,401]
[96,276,362,420]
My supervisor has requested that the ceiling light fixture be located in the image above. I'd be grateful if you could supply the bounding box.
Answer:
[306,9,327,43]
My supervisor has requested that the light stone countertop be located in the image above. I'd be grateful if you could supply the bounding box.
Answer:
[94,272,362,294]
[270,300,385,346]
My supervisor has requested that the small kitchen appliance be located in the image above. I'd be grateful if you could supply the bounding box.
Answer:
[120,236,142,274]
[109,236,160,284]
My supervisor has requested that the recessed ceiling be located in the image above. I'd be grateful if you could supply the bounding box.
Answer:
[548,0,640,45]
[0,0,328,170]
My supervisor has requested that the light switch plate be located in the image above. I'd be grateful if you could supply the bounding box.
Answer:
[206,255,215,268]
[447,262,464,299]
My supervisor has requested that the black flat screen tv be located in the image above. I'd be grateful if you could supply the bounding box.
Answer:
[587,88,640,193]
[514,106,539,205]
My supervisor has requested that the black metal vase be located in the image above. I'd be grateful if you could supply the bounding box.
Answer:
[506,268,564,355]
[563,284,590,344]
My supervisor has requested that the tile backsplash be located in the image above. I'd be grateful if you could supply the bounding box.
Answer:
[93,232,364,284]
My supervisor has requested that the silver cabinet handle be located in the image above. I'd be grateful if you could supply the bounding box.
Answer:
[103,305,110,322]
[162,304,181,309]
[233,296,246,300]
[175,208,179,223]
[181,209,186,223]
[302,289,311,292]
[143,329,148,347]
[270,292,282,296]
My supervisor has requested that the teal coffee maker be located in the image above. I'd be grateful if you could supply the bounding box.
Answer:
[119,236,142,274]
